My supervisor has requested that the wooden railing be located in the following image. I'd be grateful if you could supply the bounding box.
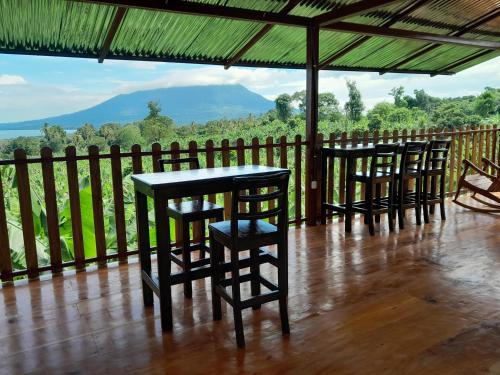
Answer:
[0,126,498,283]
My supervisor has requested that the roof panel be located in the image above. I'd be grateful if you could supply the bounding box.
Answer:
[0,0,498,75]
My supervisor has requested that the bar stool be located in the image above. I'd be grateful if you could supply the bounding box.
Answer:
[158,157,224,298]
[393,141,428,229]
[350,143,399,235]
[422,140,451,222]
[209,171,290,347]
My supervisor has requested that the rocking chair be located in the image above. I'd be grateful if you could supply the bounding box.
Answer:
[453,158,500,213]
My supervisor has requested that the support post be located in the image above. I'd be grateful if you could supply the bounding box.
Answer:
[305,24,320,226]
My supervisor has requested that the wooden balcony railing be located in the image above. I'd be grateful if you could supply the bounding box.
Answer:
[0,125,498,283]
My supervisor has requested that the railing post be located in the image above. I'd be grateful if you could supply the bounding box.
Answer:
[110,145,127,262]
[0,167,12,283]
[88,145,106,267]
[41,147,62,274]
[294,135,302,225]
[14,149,38,279]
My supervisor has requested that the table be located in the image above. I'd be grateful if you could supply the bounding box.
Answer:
[132,165,290,331]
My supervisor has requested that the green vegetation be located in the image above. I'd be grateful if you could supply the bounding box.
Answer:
[0,83,498,274]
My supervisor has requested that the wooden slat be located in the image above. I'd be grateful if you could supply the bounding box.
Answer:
[221,139,231,220]
[456,128,464,186]
[279,136,287,169]
[14,149,38,279]
[478,125,484,165]
[236,138,246,213]
[88,145,106,267]
[464,126,471,171]
[189,140,202,241]
[205,139,216,204]
[327,133,335,205]
[472,127,478,167]
[448,130,456,194]
[360,131,369,201]
[266,136,276,224]
[316,133,324,221]
[492,127,498,167]
[251,138,262,213]
[150,143,160,172]
[41,147,62,274]
[294,134,302,225]
[0,167,12,282]
[410,129,417,141]
[110,145,127,261]
[338,132,348,221]
[131,144,143,174]
[65,146,85,270]
[170,142,182,243]
[485,126,491,165]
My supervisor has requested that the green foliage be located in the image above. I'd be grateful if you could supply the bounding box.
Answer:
[275,94,293,121]
[344,80,364,122]
[116,124,143,149]
[41,124,67,152]
[474,87,500,116]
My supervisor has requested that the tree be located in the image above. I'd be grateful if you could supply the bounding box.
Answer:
[405,89,440,113]
[146,101,162,119]
[344,80,364,122]
[318,92,341,122]
[292,90,306,113]
[2,136,40,156]
[116,125,143,149]
[474,87,499,116]
[73,123,96,149]
[99,123,121,145]
[389,86,407,108]
[40,124,67,152]
[275,94,293,121]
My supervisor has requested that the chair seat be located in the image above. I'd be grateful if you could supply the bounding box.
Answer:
[209,219,279,250]
[167,200,223,221]
[395,168,421,178]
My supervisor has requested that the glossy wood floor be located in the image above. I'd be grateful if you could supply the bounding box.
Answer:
[1,199,499,375]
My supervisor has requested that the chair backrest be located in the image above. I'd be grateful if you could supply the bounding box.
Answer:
[158,157,200,172]
[424,140,451,173]
[231,171,290,240]
[370,143,399,179]
[399,141,428,175]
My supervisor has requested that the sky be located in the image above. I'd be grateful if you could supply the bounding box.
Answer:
[0,54,499,123]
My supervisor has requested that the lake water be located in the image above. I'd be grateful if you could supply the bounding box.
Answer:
[0,129,76,139]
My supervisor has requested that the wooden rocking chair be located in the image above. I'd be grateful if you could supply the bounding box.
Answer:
[453,158,500,213]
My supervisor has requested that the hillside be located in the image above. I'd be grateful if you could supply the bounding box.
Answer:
[0,84,274,130]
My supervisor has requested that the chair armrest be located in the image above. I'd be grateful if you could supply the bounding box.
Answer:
[482,158,500,172]
[463,159,496,180]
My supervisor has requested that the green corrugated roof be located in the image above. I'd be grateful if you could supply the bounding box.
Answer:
[0,0,499,75]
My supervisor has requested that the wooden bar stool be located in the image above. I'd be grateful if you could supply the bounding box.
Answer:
[393,141,428,229]
[350,143,399,236]
[421,140,451,223]
[209,171,290,348]
[158,157,224,299]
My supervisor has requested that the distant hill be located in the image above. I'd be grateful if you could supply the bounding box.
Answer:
[0,84,274,130]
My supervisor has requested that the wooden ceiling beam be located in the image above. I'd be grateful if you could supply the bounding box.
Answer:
[318,0,430,69]
[224,0,301,70]
[314,0,403,27]
[98,7,127,63]
[381,8,500,73]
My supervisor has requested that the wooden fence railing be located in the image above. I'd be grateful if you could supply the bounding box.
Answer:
[0,126,498,283]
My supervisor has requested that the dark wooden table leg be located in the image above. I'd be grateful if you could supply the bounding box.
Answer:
[345,156,354,233]
[154,192,173,331]
[136,191,153,307]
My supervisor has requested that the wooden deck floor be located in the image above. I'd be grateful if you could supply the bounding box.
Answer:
[1,199,499,375]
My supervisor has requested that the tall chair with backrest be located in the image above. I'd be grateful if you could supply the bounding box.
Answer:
[393,141,428,229]
[209,171,290,348]
[350,143,399,236]
[421,140,451,223]
[158,157,224,299]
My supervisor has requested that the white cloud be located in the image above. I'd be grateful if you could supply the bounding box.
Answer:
[0,74,27,85]
[103,60,164,70]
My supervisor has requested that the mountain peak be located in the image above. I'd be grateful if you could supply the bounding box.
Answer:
[0,84,274,130]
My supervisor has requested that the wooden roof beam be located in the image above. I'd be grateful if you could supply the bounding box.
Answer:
[314,0,403,27]
[224,0,301,70]
[380,8,500,74]
[318,0,431,69]
[98,7,127,63]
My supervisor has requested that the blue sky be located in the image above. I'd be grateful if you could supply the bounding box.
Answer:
[0,54,499,123]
